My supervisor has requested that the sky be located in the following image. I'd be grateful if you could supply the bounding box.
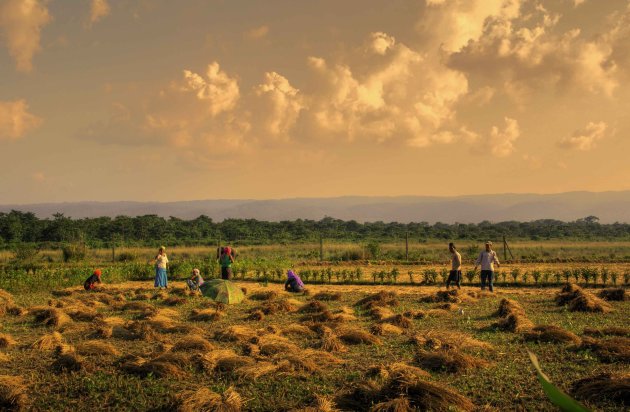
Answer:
[0,0,629,204]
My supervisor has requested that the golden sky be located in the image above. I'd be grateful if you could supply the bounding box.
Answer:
[1,0,629,203]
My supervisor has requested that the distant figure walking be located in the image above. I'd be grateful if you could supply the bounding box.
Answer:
[153,246,169,289]
[446,243,462,289]
[285,270,305,293]
[474,241,500,292]
[218,247,234,280]
[84,269,102,291]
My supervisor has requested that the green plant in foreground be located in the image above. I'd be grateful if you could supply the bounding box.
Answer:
[511,268,520,284]
[527,351,590,412]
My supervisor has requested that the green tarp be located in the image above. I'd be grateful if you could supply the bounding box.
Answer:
[199,279,244,304]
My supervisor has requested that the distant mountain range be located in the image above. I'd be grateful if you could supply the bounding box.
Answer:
[1,191,629,223]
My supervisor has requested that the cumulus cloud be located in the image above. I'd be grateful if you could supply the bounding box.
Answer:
[489,117,519,157]
[368,32,396,55]
[558,121,607,151]
[252,71,304,140]
[446,0,622,98]
[89,0,110,26]
[305,32,468,144]
[0,0,52,72]
[182,62,240,116]
[0,99,42,140]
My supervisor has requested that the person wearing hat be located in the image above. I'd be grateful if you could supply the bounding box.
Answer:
[84,269,102,291]
[187,268,205,291]
[153,246,169,289]
[473,241,500,292]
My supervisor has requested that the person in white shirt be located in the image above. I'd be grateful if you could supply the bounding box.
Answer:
[447,242,462,289]
[153,246,169,289]
[473,241,500,292]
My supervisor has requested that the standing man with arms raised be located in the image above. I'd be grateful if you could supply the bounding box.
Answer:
[474,241,500,292]
[446,243,462,289]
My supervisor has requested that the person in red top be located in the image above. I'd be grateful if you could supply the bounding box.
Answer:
[84,269,102,291]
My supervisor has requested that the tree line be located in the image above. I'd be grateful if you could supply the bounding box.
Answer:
[0,210,628,247]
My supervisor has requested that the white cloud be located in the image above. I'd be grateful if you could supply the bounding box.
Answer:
[89,0,110,26]
[368,32,396,55]
[446,1,621,98]
[182,62,240,116]
[0,99,42,140]
[489,117,519,157]
[253,72,304,140]
[0,0,51,72]
[558,121,607,151]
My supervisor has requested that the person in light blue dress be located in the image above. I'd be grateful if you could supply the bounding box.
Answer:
[153,246,169,289]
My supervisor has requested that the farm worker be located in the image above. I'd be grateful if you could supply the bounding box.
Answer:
[153,246,169,289]
[446,243,462,289]
[84,269,102,291]
[284,270,305,293]
[187,268,204,291]
[218,247,234,280]
[473,241,500,292]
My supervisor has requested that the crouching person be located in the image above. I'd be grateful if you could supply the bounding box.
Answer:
[187,268,204,291]
[84,269,102,291]
[284,270,304,293]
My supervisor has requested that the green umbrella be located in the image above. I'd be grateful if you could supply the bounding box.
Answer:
[199,279,244,304]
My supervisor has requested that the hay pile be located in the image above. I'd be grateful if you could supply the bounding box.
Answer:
[415,349,488,373]
[249,291,279,301]
[598,288,627,302]
[583,327,630,338]
[75,340,121,357]
[190,308,224,322]
[312,292,342,301]
[420,289,474,304]
[356,291,399,309]
[120,355,186,378]
[281,324,317,338]
[52,353,84,373]
[299,301,329,313]
[171,335,215,352]
[0,375,27,410]
[337,328,382,345]
[31,332,64,350]
[555,284,612,313]
[292,394,338,412]
[163,296,188,306]
[170,386,242,412]
[259,299,299,315]
[493,299,533,332]
[0,334,16,349]
[571,372,630,407]
[578,337,630,363]
[367,362,430,383]
[411,330,493,351]
[336,363,474,411]
[370,323,404,336]
[379,314,412,329]
[30,307,71,328]
[523,325,582,345]
[315,326,347,353]
[0,290,25,318]
[215,325,258,343]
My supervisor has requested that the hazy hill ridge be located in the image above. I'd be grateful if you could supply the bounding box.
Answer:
[1,191,629,223]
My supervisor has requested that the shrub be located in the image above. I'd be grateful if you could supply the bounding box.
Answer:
[116,252,136,262]
[12,243,39,261]
[510,268,520,284]
[62,243,87,262]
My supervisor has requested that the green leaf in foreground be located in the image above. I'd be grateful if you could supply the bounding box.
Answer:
[527,350,590,412]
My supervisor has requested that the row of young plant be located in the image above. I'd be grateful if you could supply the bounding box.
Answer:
[1,260,628,293]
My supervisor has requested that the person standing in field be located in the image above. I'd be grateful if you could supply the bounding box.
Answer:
[153,246,169,289]
[474,241,500,292]
[218,247,234,280]
[446,243,462,289]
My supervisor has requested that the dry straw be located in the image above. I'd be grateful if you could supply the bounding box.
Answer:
[523,325,581,344]
[571,372,630,407]
[171,386,242,412]
[0,375,27,410]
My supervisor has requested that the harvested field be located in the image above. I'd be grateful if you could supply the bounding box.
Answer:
[0,281,627,411]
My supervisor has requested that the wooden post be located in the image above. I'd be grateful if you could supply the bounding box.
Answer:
[319,233,324,262]
[405,231,409,261]
[503,235,507,262]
